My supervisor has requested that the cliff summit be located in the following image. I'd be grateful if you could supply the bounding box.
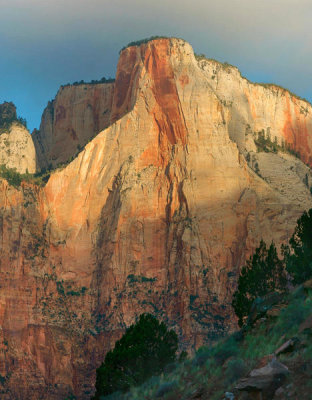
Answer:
[0,37,311,399]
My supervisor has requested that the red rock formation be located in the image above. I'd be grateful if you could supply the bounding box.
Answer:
[33,82,115,169]
[197,57,312,166]
[0,38,311,399]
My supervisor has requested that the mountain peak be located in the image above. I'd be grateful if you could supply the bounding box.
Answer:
[119,35,187,53]
[0,36,312,398]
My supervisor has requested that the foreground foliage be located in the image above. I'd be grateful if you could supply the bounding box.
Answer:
[90,285,312,400]
[85,208,312,399]
[285,209,312,284]
[232,207,312,327]
[93,314,178,399]
[232,240,287,327]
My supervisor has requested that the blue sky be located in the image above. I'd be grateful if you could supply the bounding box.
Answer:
[0,0,311,131]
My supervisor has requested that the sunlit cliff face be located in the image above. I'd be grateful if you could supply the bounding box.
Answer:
[0,38,311,399]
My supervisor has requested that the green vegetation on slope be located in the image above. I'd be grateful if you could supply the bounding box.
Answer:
[232,240,287,327]
[0,165,51,188]
[93,314,179,399]
[232,208,312,328]
[90,286,312,400]
[253,129,301,159]
[285,208,312,285]
[86,208,312,400]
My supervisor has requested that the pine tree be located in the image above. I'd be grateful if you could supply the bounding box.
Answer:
[232,240,287,327]
[93,314,178,398]
[285,209,312,284]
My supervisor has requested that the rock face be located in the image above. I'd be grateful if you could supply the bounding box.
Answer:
[198,57,312,167]
[0,122,36,173]
[32,82,115,169]
[0,102,36,174]
[0,38,311,399]
[236,359,289,399]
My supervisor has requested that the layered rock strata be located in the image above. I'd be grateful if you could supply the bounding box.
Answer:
[0,38,311,399]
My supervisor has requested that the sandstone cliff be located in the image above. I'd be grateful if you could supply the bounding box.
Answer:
[198,57,312,166]
[32,82,115,169]
[0,121,36,174]
[0,38,311,399]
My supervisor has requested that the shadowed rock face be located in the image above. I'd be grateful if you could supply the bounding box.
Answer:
[0,38,311,399]
[32,83,115,169]
[197,58,312,167]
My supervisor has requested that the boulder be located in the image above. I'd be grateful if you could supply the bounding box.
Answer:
[236,359,289,400]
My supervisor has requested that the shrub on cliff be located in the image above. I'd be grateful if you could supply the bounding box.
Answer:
[0,102,17,128]
[0,165,22,187]
[284,208,312,284]
[0,102,27,131]
[232,240,287,327]
[93,314,178,398]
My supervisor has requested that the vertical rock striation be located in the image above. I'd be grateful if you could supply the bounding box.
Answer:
[32,82,115,169]
[198,57,312,165]
[0,38,311,399]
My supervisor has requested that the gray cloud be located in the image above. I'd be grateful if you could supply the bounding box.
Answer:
[0,0,311,130]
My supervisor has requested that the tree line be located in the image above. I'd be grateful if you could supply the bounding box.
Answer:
[232,208,312,326]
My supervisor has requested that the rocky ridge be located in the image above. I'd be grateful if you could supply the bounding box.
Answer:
[0,38,311,399]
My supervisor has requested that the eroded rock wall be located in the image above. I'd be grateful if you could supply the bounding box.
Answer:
[32,83,115,169]
[198,58,312,166]
[0,38,311,399]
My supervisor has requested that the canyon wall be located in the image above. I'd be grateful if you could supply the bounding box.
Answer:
[0,38,311,399]
[32,82,115,169]
[198,57,312,166]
